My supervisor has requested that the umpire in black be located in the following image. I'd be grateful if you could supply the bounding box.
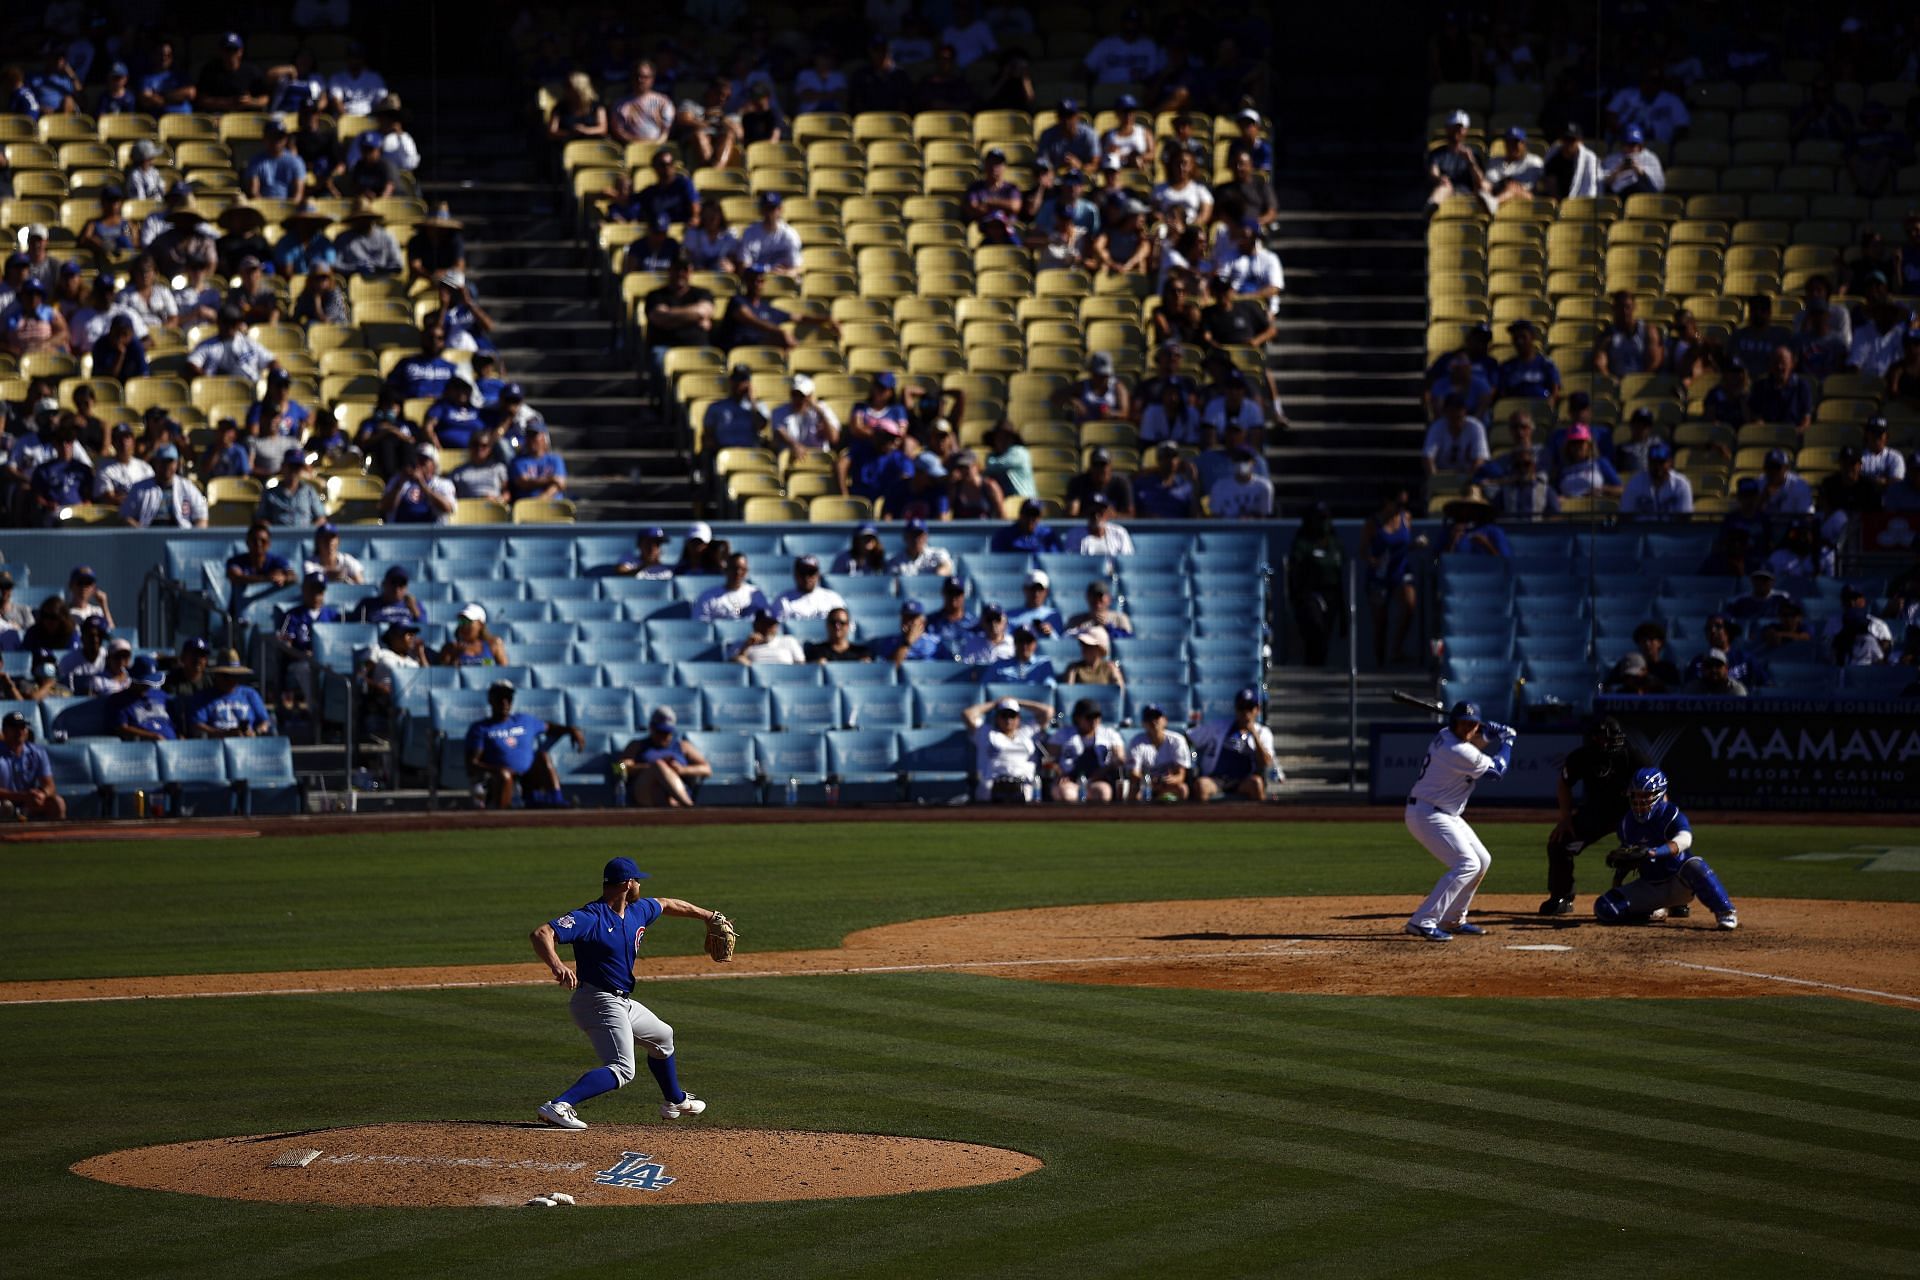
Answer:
[1541,715,1647,915]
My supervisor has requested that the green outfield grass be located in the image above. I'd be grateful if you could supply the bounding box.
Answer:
[2,820,1917,1278]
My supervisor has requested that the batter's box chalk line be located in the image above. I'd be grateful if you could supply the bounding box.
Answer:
[1505,944,1574,952]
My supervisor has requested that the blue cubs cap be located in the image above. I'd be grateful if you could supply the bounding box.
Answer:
[603,857,649,884]
[1448,700,1482,722]
[901,598,925,617]
[316,521,337,536]
[856,521,879,536]
[109,61,129,77]
[1058,98,1079,113]
[1234,685,1263,710]
[501,382,525,401]
[1506,125,1526,141]
[917,453,947,477]
[221,32,243,49]
[796,553,821,571]
[759,190,783,207]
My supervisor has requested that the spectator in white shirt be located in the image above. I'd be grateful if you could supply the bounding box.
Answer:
[1606,68,1691,146]
[962,695,1048,803]
[770,373,840,455]
[187,305,278,381]
[373,95,420,172]
[325,44,387,116]
[115,253,179,329]
[1201,373,1269,450]
[1859,416,1906,490]
[960,603,1016,665]
[694,552,772,620]
[119,444,208,527]
[611,61,675,144]
[1620,441,1694,517]
[1083,9,1164,84]
[1077,495,1135,556]
[889,516,954,575]
[1151,148,1213,227]
[1128,702,1193,802]
[1423,393,1490,482]
[1140,379,1204,446]
[1214,218,1286,315]
[1100,93,1153,169]
[92,423,151,504]
[1208,448,1274,519]
[772,555,848,622]
[1484,127,1544,206]
[730,609,809,665]
[736,192,803,275]
[1537,122,1601,200]
[1599,125,1665,195]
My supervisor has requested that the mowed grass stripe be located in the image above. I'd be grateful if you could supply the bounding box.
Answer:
[670,978,1920,1245]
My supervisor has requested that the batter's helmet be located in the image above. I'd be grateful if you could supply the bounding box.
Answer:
[1448,700,1482,724]
[1629,767,1668,818]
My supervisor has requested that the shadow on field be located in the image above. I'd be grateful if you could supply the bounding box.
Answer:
[1142,931,1398,943]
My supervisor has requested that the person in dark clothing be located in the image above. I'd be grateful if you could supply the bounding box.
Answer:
[1286,503,1345,667]
[1541,715,1650,915]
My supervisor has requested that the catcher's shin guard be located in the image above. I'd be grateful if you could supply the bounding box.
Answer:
[1679,856,1734,917]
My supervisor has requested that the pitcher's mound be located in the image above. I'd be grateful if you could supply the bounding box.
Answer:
[72,1122,1042,1206]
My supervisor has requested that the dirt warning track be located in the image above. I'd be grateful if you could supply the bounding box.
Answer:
[6,897,1916,1008]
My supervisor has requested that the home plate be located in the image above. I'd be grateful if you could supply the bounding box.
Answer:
[1506,944,1574,952]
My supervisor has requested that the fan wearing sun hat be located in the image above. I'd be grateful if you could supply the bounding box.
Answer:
[186,650,275,739]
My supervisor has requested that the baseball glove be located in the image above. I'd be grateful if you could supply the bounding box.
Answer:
[704,912,738,963]
[1604,844,1649,869]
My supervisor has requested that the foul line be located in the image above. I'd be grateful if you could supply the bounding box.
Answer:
[0,948,1322,1007]
[1662,961,1920,1007]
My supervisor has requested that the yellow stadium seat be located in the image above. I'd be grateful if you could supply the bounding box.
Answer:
[808,495,872,523]
[791,114,852,146]
[512,500,577,523]
[852,113,912,143]
[451,498,511,525]
[743,496,807,522]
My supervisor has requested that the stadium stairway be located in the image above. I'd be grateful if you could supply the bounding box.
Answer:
[1267,668,1421,799]
[397,74,697,522]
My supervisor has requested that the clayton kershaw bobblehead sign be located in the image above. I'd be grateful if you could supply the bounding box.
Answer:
[1597,697,1920,812]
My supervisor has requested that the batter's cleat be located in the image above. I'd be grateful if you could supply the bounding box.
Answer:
[1670,904,1691,918]
[537,1100,586,1130]
[1446,922,1487,936]
[659,1091,707,1120]
[1646,908,1669,922]
[1716,912,1739,931]
[1403,923,1452,942]
[1538,897,1574,916]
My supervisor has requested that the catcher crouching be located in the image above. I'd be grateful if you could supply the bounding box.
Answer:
[529,856,738,1131]
[1542,715,1648,916]
[1593,769,1739,930]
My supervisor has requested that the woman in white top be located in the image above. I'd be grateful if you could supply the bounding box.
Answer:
[682,202,741,272]
[962,696,1051,802]
[115,254,180,329]
[1100,96,1153,169]
[1150,150,1213,228]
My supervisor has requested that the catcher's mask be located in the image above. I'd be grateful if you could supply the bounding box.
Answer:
[1629,767,1668,819]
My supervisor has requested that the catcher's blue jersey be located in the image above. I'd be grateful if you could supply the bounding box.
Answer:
[1617,801,1692,880]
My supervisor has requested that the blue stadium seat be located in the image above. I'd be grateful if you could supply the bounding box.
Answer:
[1439,633,1515,662]
[750,664,825,688]
[1122,658,1188,686]
[488,599,555,623]
[1436,679,1515,722]
[646,619,717,645]
[573,535,634,571]
[688,730,760,804]
[600,577,677,602]
[912,681,985,728]
[821,662,898,687]
[44,742,100,818]
[527,577,600,602]
[753,731,829,801]
[1054,682,1124,724]
[1,652,30,676]
[1765,662,1842,694]
[633,686,703,730]
[825,729,902,801]
[1516,635,1591,665]
[551,597,622,623]
[896,726,972,801]
[1518,680,1593,723]
[545,734,613,799]
[1192,682,1250,722]
[448,575,522,604]
[514,688,567,724]
[156,739,233,817]
[1441,656,1519,686]
[47,696,117,740]
[568,620,636,647]
[771,685,844,732]
[1842,666,1915,699]
[711,618,753,652]
[533,664,603,689]
[459,665,532,689]
[841,684,912,730]
[86,740,163,817]
[428,688,493,735]
[1522,658,1597,684]
[1035,552,1105,587]
[625,596,694,623]
[781,531,857,560]
[1125,681,1192,725]
[673,660,749,687]
[600,660,673,688]
[514,641,576,666]
[781,617,833,645]
[506,621,577,646]
[567,687,640,728]
[1516,612,1590,639]
[649,638,719,665]
[702,686,773,733]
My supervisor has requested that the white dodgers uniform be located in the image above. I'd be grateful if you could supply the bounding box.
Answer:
[1405,725,1514,930]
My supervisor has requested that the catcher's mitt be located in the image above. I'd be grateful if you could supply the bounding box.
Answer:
[704,912,738,963]
[1604,844,1649,869]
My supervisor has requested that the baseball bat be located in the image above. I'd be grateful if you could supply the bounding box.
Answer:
[1391,690,1447,716]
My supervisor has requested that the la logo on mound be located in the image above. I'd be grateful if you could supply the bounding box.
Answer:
[593,1151,675,1190]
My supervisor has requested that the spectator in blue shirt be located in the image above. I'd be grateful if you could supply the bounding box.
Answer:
[1748,344,1814,431]
[0,710,62,821]
[112,656,178,742]
[1497,320,1562,404]
[1036,171,1100,235]
[187,651,276,738]
[990,499,1065,553]
[90,314,148,380]
[624,213,683,274]
[885,599,947,667]
[1008,569,1065,637]
[1441,500,1513,558]
[2,66,41,120]
[924,578,975,655]
[838,414,914,501]
[244,121,308,201]
[634,149,701,226]
[200,418,253,480]
[348,565,428,626]
[94,61,137,115]
[509,423,569,502]
[1702,363,1754,429]
[135,38,195,114]
[385,321,458,399]
[465,680,584,809]
[1037,98,1098,171]
[881,451,950,522]
[423,376,485,449]
[272,202,336,276]
[701,364,771,460]
[25,427,92,526]
[276,573,342,656]
[1135,442,1198,518]
[225,521,295,610]
[984,626,1057,686]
